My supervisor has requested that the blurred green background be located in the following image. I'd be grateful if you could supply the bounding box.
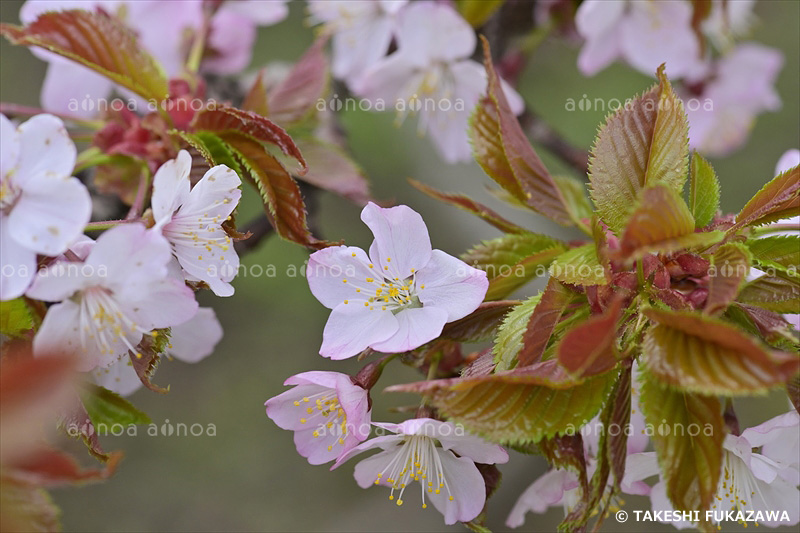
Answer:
[1,1,798,531]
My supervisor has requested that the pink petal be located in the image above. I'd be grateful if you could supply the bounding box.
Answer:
[360,202,432,279]
[0,219,37,301]
[395,2,474,66]
[437,431,508,465]
[202,11,256,75]
[33,300,95,370]
[40,61,115,119]
[9,175,91,256]
[26,257,91,302]
[294,425,346,465]
[124,278,199,330]
[352,448,397,487]
[351,53,422,103]
[776,149,800,175]
[86,225,171,289]
[577,25,623,76]
[506,469,578,527]
[320,303,399,359]
[427,449,486,525]
[575,0,626,40]
[15,114,76,185]
[168,307,223,363]
[369,306,448,353]
[221,0,289,26]
[92,355,142,397]
[151,150,192,224]
[415,250,488,321]
[330,10,396,82]
[334,434,405,471]
[307,245,379,309]
[266,384,327,431]
[1,114,19,179]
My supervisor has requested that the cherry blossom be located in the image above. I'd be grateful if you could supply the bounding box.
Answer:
[307,0,408,84]
[19,0,289,118]
[27,223,198,371]
[307,202,488,359]
[0,113,92,301]
[686,44,783,156]
[92,307,224,396]
[333,418,508,524]
[624,410,800,529]
[352,1,524,163]
[575,0,703,79]
[151,150,241,297]
[265,371,371,465]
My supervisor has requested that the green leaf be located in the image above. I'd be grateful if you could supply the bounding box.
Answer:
[462,233,565,300]
[642,308,799,395]
[1,10,168,102]
[176,131,242,177]
[493,294,541,372]
[222,132,327,249]
[639,370,724,515]
[456,0,504,26]
[554,175,594,231]
[441,301,520,344]
[738,275,800,313]
[0,298,33,338]
[746,235,800,276]
[470,37,573,226]
[705,243,751,315]
[409,179,527,234]
[589,66,689,233]
[518,280,584,367]
[80,384,151,428]
[735,165,800,229]
[689,152,720,229]
[387,361,616,444]
[618,185,723,260]
[549,244,608,286]
[557,298,622,378]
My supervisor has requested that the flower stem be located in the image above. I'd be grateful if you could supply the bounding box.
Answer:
[85,219,132,232]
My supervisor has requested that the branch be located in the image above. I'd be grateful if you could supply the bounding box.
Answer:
[233,214,274,255]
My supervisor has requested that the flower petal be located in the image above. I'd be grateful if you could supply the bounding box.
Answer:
[775,149,800,175]
[334,434,405,471]
[0,218,37,301]
[40,61,115,120]
[306,246,378,309]
[266,384,327,431]
[330,11,395,81]
[33,300,93,370]
[15,114,76,184]
[437,429,508,465]
[320,303,399,359]
[151,150,192,224]
[167,307,224,363]
[352,448,398,488]
[427,449,486,525]
[124,278,199,330]
[360,202,432,279]
[1,113,19,179]
[369,306,448,353]
[415,250,488,321]
[395,2,474,66]
[92,356,143,397]
[176,164,241,221]
[86,225,171,290]
[506,469,579,527]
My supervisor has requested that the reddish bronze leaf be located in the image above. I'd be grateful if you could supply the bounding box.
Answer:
[517,279,577,366]
[268,38,329,125]
[441,301,520,343]
[557,297,623,378]
[705,243,751,315]
[735,165,800,229]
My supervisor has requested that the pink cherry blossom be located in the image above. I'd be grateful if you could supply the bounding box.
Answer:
[0,113,92,300]
[686,44,783,156]
[307,202,488,359]
[19,0,289,118]
[307,0,408,83]
[352,1,524,163]
[265,371,371,465]
[333,418,508,524]
[151,150,241,297]
[575,0,703,79]
[776,149,800,175]
[624,411,800,529]
[27,223,198,371]
[92,307,224,396]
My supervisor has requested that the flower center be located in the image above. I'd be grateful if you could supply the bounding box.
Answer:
[716,451,754,515]
[293,391,348,452]
[0,177,20,214]
[342,258,425,314]
[78,286,151,359]
[373,435,453,509]
[163,212,233,262]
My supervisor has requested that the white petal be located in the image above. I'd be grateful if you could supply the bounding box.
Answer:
[221,0,289,26]
[395,2,474,66]
[151,151,192,224]
[85,224,171,290]
[775,149,800,175]
[577,25,623,76]
[26,258,90,302]
[331,14,395,82]
[9,175,91,256]
[15,114,76,184]
[306,245,378,309]
[434,423,508,464]
[574,0,626,40]
[0,217,37,301]
[167,307,223,363]
[415,250,488,322]
[506,469,579,527]
[40,61,115,119]
[360,202,432,279]
[92,356,143,397]
[427,449,486,525]
[176,164,241,221]
[352,448,398,488]
[124,278,199,330]
[320,303,399,359]
[369,306,448,353]
[334,434,405,471]
[33,300,93,369]
[169,225,239,297]
[1,113,20,179]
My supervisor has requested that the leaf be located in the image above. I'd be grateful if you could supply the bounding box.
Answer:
[130,332,169,394]
[295,138,370,205]
[8,446,121,487]
[642,308,799,394]
[79,385,151,428]
[175,131,242,176]
[192,106,307,175]
[589,66,689,233]
[409,179,527,234]
[0,298,33,338]
[557,298,623,378]
[738,275,800,313]
[241,70,270,117]
[789,374,800,415]
[746,235,800,276]
[456,0,504,26]
[1,10,168,102]
[518,279,578,367]
[639,370,724,515]
[0,477,60,532]
[441,301,520,343]
[618,185,723,260]
[92,154,146,206]
[493,294,541,372]
[554,175,595,230]
[268,38,329,125]
[705,243,751,315]
[735,165,800,229]
[222,132,326,249]
[462,233,565,300]
[471,37,573,226]
[689,152,720,229]
[549,244,608,286]
[387,360,616,444]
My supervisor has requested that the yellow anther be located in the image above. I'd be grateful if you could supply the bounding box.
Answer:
[366,277,374,282]
[344,300,349,304]
[342,279,347,283]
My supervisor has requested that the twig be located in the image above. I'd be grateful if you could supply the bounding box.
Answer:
[233,214,274,255]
